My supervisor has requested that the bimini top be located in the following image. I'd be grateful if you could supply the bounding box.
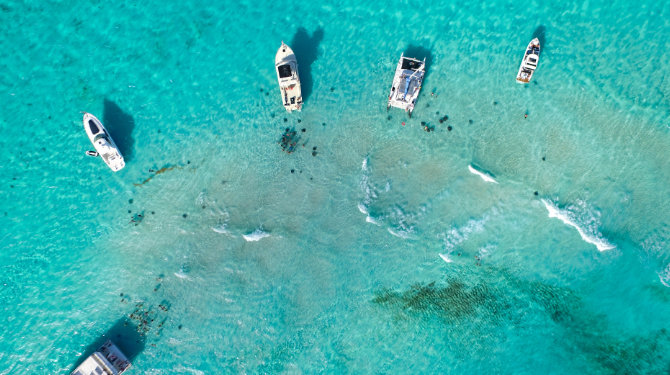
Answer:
[387,53,426,117]
[275,42,303,112]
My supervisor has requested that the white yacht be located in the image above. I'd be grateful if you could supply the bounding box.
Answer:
[516,38,541,83]
[387,53,425,118]
[275,42,303,112]
[71,340,131,375]
[83,113,125,172]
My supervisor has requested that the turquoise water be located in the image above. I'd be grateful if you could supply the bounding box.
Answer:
[1,0,670,373]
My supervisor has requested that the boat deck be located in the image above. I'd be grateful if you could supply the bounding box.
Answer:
[388,66,425,113]
[387,55,425,114]
[71,340,130,375]
[516,39,540,84]
[389,71,423,105]
[275,42,303,111]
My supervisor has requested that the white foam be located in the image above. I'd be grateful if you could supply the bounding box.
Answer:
[357,157,424,237]
[196,191,207,207]
[365,215,380,225]
[242,228,270,242]
[387,205,423,239]
[199,191,232,235]
[441,216,488,252]
[439,253,453,263]
[659,264,670,287]
[358,157,381,225]
[212,224,229,234]
[541,199,615,251]
[387,227,411,239]
[358,201,381,225]
[478,243,497,259]
[468,165,498,184]
[437,214,490,260]
[174,271,189,279]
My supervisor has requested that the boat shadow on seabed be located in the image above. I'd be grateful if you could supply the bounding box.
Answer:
[532,25,546,52]
[103,99,136,162]
[403,44,433,79]
[290,27,324,103]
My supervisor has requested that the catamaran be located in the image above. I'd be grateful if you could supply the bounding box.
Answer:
[71,340,131,375]
[275,42,303,112]
[516,38,541,83]
[83,113,125,172]
[387,53,425,118]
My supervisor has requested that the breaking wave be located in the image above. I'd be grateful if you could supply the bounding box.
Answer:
[541,199,615,251]
[358,157,379,224]
[242,228,270,242]
[212,224,230,234]
[439,253,453,263]
[478,243,497,259]
[438,214,490,260]
[468,164,498,184]
[659,264,670,287]
[197,191,233,236]
[357,157,425,237]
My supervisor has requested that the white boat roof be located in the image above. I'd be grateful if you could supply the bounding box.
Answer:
[275,42,302,112]
[523,54,539,69]
[71,340,130,375]
[72,353,119,375]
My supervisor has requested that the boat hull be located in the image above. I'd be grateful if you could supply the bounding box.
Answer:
[516,38,541,84]
[387,54,425,117]
[275,42,303,112]
[83,113,125,172]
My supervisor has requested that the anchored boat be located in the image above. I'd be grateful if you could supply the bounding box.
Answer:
[71,340,131,375]
[516,38,541,83]
[275,42,303,112]
[387,53,425,118]
[83,113,125,172]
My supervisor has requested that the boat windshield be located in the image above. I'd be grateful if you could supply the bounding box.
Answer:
[93,134,109,143]
[401,59,422,71]
[278,64,292,78]
[88,120,100,134]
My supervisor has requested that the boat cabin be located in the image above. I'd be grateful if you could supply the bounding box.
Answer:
[71,340,130,375]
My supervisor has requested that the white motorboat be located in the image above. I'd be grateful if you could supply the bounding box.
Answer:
[71,340,131,375]
[83,112,125,172]
[387,53,425,117]
[516,38,541,83]
[275,42,303,112]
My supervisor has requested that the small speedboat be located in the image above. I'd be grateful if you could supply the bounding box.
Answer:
[275,42,303,112]
[516,38,541,83]
[83,113,125,172]
[71,340,131,375]
[387,53,425,117]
